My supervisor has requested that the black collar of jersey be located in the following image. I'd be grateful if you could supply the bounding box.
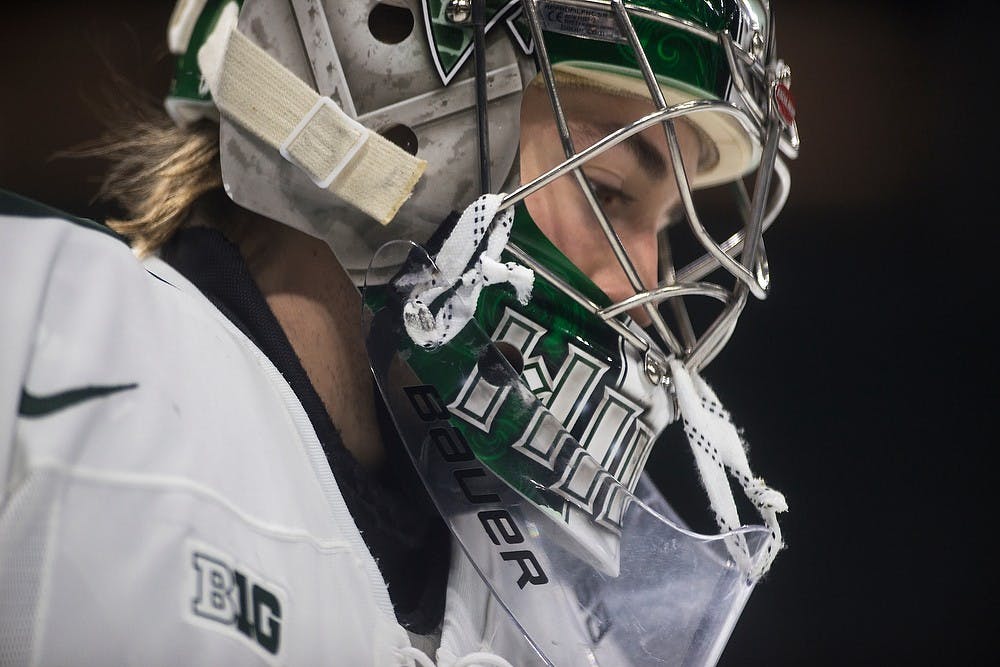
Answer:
[161,226,448,634]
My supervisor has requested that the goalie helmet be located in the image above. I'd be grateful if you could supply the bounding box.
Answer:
[166,1,796,664]
[166,0,797,370]
[167,0,536,283]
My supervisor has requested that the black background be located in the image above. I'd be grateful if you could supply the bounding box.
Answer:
[1,2,994,664]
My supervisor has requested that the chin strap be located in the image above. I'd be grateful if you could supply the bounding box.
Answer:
[400,194,534,349]
[668,359,787,579]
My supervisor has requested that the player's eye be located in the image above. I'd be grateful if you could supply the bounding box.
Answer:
[590,182,634,210]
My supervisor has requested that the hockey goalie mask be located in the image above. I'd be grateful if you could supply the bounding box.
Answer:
[167,0,797,371]
[166,0,795,663]
[167,0,537,283]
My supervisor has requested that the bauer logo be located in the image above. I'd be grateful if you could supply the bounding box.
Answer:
[186,541,285,661]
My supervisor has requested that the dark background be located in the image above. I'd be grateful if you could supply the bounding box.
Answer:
[1,2,994,664]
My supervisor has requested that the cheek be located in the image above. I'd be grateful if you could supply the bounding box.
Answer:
[528,179,665,292]
[525,174,599,250]
[596,220,660,296]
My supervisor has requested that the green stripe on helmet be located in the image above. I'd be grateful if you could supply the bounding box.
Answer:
[169,0,244,104]
[540,0,738,100]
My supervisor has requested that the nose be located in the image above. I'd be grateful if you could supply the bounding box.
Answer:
[587,228,660,326]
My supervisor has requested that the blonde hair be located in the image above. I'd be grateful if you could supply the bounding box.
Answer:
[74,96,223,256]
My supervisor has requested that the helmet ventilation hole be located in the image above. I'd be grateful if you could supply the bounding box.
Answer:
[495,342,524,374]
[478,341,524,386]
[368,3,415,44]
[379,124,419,155]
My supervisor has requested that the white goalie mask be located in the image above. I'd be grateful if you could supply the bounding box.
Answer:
[165,1,797,664]
[168,0,536,283]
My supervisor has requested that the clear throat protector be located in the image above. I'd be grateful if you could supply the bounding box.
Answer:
[363,231,777,666]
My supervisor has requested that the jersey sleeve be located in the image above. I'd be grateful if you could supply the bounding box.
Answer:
[0,190,412,666]
[0,191,124,499]
[0,192,132,663]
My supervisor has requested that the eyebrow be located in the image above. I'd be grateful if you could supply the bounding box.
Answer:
[570,121,669,180]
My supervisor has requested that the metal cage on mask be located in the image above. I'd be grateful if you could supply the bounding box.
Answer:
[167,0,799,377]
[465,0,799,376]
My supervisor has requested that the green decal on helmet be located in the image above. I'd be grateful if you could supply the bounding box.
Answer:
[541,0,738,99]
[422,0,527,84]
[366,205,658,528]
[168,0,244,106]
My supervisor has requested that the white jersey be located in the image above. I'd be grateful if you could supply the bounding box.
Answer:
[0,195,431,665]
[1,191,636,666]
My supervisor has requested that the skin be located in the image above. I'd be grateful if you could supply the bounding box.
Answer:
[519,83,702,324]
[228,83,701,468]
[226,209,386,470]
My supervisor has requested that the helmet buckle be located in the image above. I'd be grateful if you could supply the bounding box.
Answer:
[445,0,473,25]
[643,349,668,386]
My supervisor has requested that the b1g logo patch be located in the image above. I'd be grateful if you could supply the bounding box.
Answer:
[185,541,285,661]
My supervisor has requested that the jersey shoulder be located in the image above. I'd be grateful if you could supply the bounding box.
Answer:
[0,188,126,245]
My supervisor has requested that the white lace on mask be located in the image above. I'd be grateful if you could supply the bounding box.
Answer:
[401,194,534,349]
[668,358,787,579]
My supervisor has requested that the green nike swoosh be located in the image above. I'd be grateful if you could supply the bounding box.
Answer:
[19,384,139,418]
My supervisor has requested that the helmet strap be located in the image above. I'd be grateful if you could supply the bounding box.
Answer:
[211,26,427,225]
